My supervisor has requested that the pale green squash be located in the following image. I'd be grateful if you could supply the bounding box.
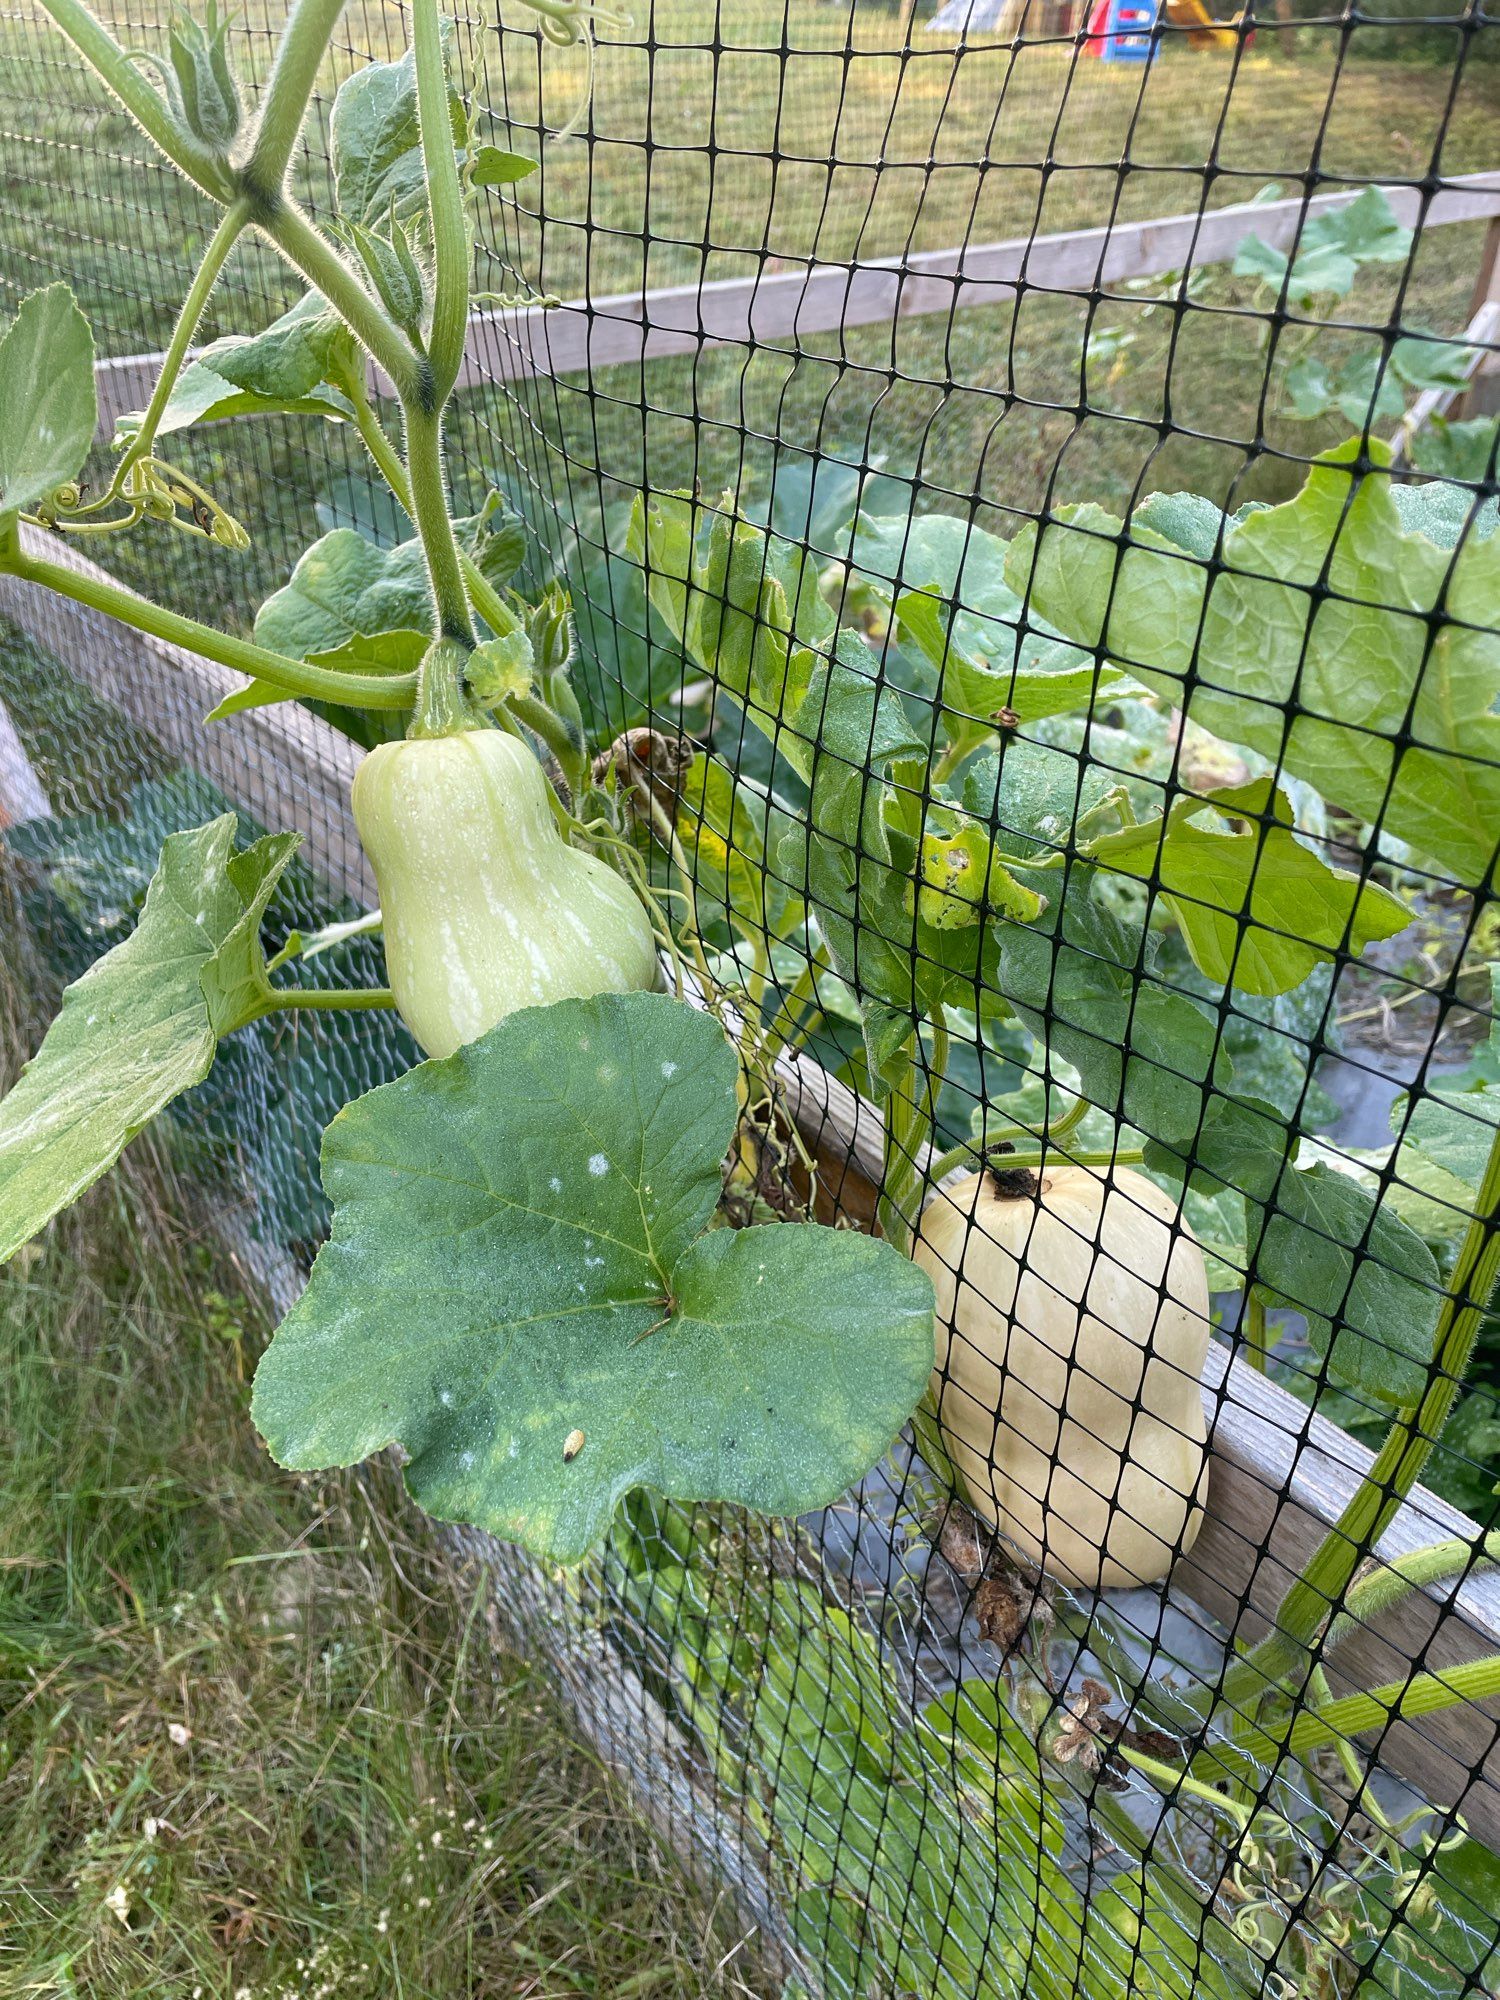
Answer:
[353,729,658,1058]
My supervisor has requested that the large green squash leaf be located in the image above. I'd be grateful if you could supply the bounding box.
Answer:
[893,583,1139,765]
[1008,441,1500,885]
[251,991,934,1563]
[254,500,525,669]
[0,816,298,1262]
[0,284,96,519]
[1085,778,1410,996]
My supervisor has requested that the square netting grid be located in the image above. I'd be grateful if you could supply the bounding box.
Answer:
[0,1,1498,1996]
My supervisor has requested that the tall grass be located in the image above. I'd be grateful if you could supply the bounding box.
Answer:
[0,869,766,2000]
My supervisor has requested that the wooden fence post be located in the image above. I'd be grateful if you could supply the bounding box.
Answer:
[1461,215,1500,419]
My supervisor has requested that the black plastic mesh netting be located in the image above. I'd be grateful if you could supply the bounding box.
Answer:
[1,1,1499,1995]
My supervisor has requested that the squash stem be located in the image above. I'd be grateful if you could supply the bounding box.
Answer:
[403,403,476,654]
[1288,1652,1500,1762]
[349,384,531,673]
[38,0,234,198]
[878,1011,949,1252]
[410,636,479,739]
[256,985,396,1015]
[246,0,347,193]
[412,0,471,401]
[1243,1285,1271,1373]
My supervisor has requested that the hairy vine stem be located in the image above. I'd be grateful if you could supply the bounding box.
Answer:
[412,0,470,401]
[246,0,349,192]
[349,386,529,651]
[263,202,421,404]
[6,545,415,711]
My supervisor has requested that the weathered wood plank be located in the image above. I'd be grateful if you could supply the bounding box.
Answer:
[1181,1344,1500,1846]
[442,172,1500,394]
[91,170,1500,430]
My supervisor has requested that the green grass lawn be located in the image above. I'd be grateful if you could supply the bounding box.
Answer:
[2,0,1494,646]
[0,0,1492,678]
[0,887,767,2000]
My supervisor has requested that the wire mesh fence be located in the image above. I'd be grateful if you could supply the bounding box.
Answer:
[1,0,1499,1994]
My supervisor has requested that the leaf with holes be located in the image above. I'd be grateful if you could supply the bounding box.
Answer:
[0,284,96,519]
[675,754,804,945]
[250,991,934,1563]
[0,816,298,1262]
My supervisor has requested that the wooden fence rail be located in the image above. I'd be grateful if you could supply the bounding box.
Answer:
[91,170,1500,434]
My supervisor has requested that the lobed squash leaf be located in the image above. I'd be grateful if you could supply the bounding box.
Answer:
[216,495,528,718]
[893,584,1139,765]
[251,991,935,1564]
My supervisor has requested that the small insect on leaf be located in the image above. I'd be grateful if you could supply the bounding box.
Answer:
[562,1428,585,1462]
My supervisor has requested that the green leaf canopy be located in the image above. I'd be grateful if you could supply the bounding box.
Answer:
[1007,441,1500,886]
[252,991,935,1563]
[0,817,297,1263]
[0,283,96,519]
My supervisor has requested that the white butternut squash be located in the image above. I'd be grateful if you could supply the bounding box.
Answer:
[913,1163,1211,1589]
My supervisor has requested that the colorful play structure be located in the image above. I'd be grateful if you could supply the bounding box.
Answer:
[926,0,1244,54]
[1082,0,1243,56]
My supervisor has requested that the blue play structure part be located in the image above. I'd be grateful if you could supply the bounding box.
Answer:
[1094,0,1159,61]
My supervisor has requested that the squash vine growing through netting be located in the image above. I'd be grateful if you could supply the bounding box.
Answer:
[0,1,1496,1992]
